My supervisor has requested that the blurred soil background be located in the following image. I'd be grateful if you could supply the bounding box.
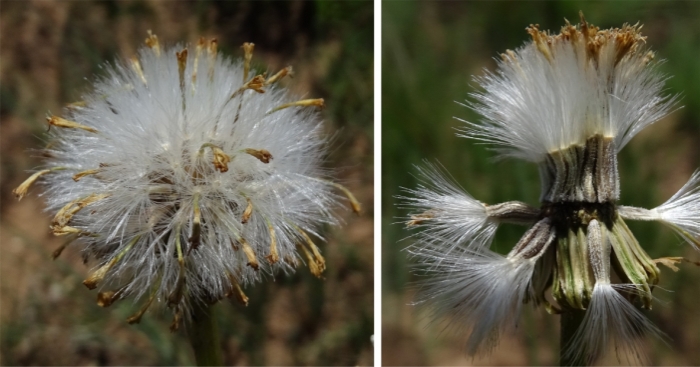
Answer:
[383,2,700,366]
[0,1,373,366]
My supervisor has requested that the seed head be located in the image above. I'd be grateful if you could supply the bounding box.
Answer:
[402,13,700,364]
[14,33,359,328]
[462,13,677,163]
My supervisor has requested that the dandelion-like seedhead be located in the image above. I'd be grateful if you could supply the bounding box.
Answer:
[402,14,700,364]
[13,32,359,329]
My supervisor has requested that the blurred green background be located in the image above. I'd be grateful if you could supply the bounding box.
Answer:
[0,1,373,365]
[383,2,700,365]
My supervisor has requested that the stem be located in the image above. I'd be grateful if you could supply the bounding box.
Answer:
[560,309,586,366]
[188,302,223,366]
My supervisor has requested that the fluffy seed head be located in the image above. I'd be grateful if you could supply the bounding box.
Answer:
[17,34,356,326]
[402,14,699,364]
[462,12,677,162]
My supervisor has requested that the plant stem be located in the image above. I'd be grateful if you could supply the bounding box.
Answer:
[560,309,586,366]
[188,302,223,366]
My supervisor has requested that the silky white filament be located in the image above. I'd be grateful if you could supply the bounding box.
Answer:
[411,218,554,356]
[565,219,666,365]
[400,162,497,255]
[412,248,539,356]
[618,170,700,249]
[565,284,666,365]
[652,170,700,249]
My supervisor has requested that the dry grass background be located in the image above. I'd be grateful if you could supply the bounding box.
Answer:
[382,2,700,366]
[0,1,373,365]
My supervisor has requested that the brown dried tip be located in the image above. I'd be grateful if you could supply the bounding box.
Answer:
[407,211,436,226]
[53,198,81,227]
[83,262,111,290]
[97,289,124,307]
[208,38,218,56]
[268,98,325,114]
[47,115,98,133]
[298,243,323,278]
[241,198,253,224]
[265,223,279,264]
[176,49,188,71]
[579,11,589,32]
[176,49,188,94]
[83,235,138,289]
[266,66,293,85]
[229,75,266,99]
[130,57,147,85]
[612,26,644,66]
[244,75,266,94]
[238,238,259,270]
[212,149,230,173]
[243,148,273,163]
[53,193,109,229]
[349,199,362,215]
[196,37,206,50]
[242,42,255,82]
[207,38,218,81]
[233,284,250,306]
[145,30,161,57]
[192,38,205,87]
[73,168,101,182]
[654,257,683,272]
[526,12,647,67]
[526,24,553,63]
[200,144,231,172]
[51,225,84,236]
[13,169,57,200]
[298,229,326,272]
[327,181,361,215]
[226,275,249,306]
